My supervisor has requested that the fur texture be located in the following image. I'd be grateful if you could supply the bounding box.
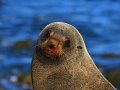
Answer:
[31,22,116,90]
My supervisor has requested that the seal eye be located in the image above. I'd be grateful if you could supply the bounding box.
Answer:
[64,39,70,47]
[43,31,50,41]
[44,31,50,38]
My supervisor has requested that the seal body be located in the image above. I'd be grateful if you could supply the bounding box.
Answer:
[31,22,116,90]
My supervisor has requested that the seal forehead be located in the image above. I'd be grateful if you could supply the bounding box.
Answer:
[43,22,73,32]
[41,22,77,39]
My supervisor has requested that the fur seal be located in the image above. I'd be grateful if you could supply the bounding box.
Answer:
[31,22,116,90]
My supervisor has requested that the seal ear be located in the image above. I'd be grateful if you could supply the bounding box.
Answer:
[77,45,82,49]
[64,39,70,47]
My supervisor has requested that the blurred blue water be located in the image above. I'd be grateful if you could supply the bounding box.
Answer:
[0,0,120,89]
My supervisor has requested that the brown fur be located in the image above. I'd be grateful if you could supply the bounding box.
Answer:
[44,36,63,59]
[31,22,116,90]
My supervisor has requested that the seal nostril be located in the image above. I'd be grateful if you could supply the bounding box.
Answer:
[49,44,55,49]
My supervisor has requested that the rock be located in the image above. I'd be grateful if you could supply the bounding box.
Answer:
[18,73,32,85]
[106,68,120,86]
[13,39,34,49]
[10,75,18,83]
[0,88,4,90]
[100,53,120,59]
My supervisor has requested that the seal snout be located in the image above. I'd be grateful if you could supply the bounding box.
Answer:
[49,43,55,49]
[44,37,62,59]
[47,38,57,49]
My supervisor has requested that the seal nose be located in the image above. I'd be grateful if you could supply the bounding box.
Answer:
[49,43,55,49]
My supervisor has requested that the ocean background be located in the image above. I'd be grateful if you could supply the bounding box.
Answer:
[0,0,120,90]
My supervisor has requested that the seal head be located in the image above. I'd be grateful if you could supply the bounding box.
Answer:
[32,22,116,90]
[35,22,81,64]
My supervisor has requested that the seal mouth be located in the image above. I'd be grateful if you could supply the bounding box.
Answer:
[44,37,63,59]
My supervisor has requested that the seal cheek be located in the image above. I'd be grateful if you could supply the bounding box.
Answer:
[44,38,62,59]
